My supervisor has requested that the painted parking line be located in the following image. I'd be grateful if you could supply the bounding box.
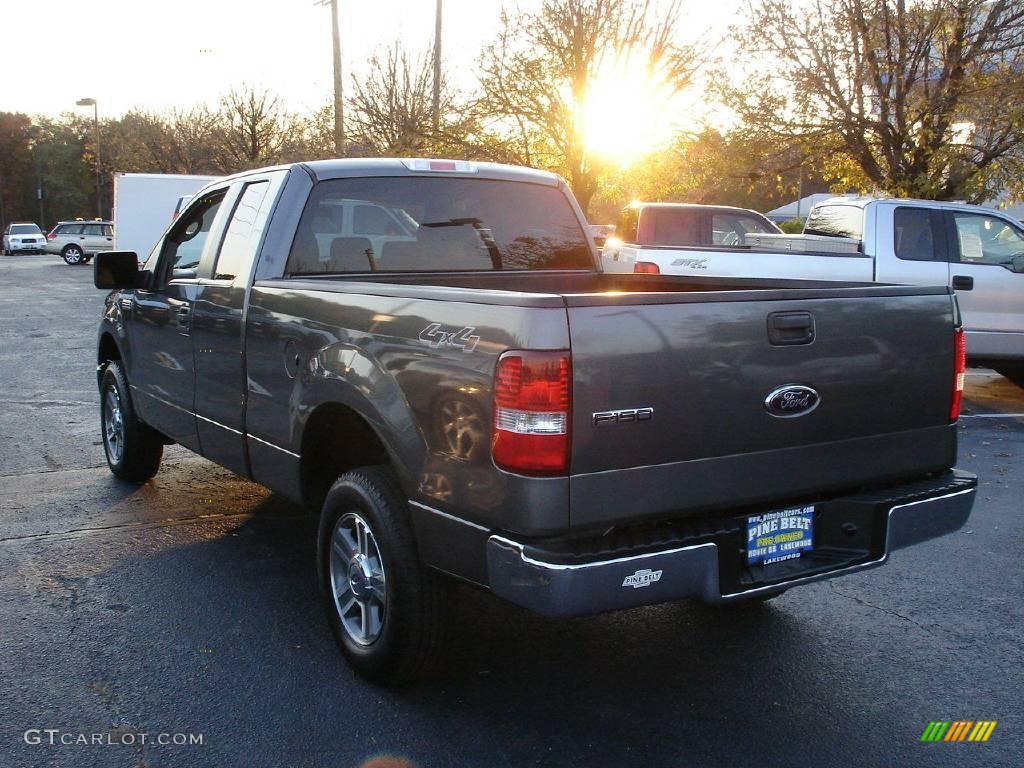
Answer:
[960,413,1024,419]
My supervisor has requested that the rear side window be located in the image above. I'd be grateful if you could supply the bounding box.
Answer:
[637,208,702,246]
[286,177,591,274]
[805,205,863,240]
[213,181,270,281]
[59,224,84,235]
[893,208,937,261]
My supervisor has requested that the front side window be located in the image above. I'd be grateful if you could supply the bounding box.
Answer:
[711,213,778,246]
[286,177,591,274]
[805,205,863,240]
[161,192,226,281]
[83,224,104,237]
[616,206,640,243]
[952,213,1024,270]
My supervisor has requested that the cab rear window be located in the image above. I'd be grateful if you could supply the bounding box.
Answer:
[286,177,592,274]
[804,205,863,240]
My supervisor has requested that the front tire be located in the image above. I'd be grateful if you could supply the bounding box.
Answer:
[100,361,163,482]
[318,467,450,685]
[62,244,84,265]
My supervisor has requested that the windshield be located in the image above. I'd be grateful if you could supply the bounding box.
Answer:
[286,177,592,274]
[10,224,41,235]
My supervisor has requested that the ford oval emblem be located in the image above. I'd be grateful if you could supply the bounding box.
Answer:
[764,384,821,418]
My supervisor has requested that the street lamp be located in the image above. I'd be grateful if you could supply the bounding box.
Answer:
[75,98,102,219]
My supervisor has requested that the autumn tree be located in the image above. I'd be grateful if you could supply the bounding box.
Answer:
[0,113,35,226]
[727,0,1024,202]
[588,128,836,222]
[476,0,701,215]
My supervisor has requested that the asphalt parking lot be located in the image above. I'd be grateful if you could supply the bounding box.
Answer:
[0,254,1021,768]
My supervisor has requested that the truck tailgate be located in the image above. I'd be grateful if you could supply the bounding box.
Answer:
[566,286,958,529]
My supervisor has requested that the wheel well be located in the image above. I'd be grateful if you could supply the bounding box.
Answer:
[300,403,391,511]
[97,333,122,387]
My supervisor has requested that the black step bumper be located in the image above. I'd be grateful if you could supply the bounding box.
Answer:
[486,470,977,617]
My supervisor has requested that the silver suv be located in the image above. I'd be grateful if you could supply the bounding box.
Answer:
[45,219,114,264]
[3,222,46,255]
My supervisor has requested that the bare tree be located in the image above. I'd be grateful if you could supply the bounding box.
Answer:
[216,85,301,172]
[347,42,472,157]
[728,0,1024,202]
[476,0,701,214]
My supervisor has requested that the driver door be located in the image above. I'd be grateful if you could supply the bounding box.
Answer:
[945,210,1024,355]
[128,189,229,452]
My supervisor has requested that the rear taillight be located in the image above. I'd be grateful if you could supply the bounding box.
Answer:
[950,328,966,421]
[492,350,570,475]
[46,232,56,240]
[633,261,660,274]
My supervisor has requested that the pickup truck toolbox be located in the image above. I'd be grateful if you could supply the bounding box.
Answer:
[94,159,977,683]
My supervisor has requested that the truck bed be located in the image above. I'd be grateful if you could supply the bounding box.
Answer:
[257,270,958,531]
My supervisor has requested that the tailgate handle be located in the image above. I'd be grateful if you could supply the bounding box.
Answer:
[768,311,815,346]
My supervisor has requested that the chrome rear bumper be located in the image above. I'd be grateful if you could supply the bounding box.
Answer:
[486,472,977,617]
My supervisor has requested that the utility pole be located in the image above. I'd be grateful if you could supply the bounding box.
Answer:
[317,0,345,156]
[432,0,443,140]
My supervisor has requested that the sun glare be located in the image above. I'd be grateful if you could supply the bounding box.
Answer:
[580,60,677,167]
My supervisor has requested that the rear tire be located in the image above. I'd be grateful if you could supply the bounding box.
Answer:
[62,244,85,265]
[318,467,451,685]
[100,361,163,482]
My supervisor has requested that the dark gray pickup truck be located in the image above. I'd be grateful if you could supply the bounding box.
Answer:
[94,159,977,683]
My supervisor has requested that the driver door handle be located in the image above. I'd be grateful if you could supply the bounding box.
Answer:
[952,275,974,291]
[176,304,192,331]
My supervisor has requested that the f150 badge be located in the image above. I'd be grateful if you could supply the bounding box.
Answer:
[764,384,821,418]
[593,407,654,426]
[622,568,662,589]
[418,323,480,353]
[670,257,708,269]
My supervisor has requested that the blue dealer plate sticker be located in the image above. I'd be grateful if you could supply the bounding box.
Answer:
[746,506,814,566]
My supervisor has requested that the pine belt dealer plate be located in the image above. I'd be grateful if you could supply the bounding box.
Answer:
[746,505,814,566]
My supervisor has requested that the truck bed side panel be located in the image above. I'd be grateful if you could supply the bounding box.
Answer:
[244,282,573,534]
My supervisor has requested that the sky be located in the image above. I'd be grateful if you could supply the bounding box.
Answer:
[2,0,738,121]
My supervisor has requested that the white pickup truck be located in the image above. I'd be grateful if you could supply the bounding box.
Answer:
[601,198,1024,382]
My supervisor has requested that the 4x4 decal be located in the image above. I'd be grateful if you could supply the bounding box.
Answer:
[418,323,480,353]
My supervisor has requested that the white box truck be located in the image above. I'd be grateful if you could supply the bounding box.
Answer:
[111,173,220,260]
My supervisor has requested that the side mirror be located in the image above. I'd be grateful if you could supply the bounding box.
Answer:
[94,251,141,289]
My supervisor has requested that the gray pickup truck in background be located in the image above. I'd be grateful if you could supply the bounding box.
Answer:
[94,159,977,684]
